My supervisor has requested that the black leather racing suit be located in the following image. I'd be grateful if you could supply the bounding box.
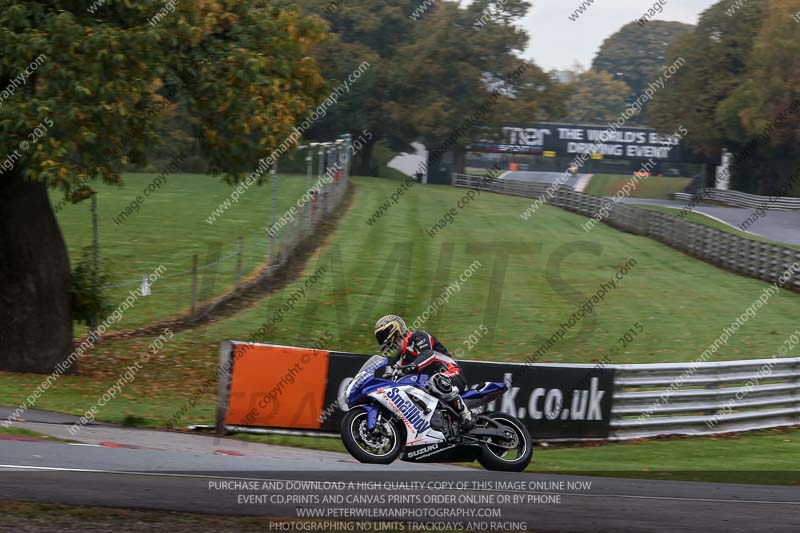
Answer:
[388,331,471,427]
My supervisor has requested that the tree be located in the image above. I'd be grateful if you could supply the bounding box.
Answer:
[387,0,542,173]
[290,0,421,175]
[304,39,384,176]
[0,1,327,373]
[289,1,562,176]
[492,64,571,128]
[650,1,765,158]
[717,0,800,194]
[564,70,632,124]
[649,0,800,194]
[592,20,691,121]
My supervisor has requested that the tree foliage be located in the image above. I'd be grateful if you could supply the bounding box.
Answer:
[720,0,800,151]
[564,70,631,124]
[0,0,328,192]
[593,20,692,99]
[386,1,568,171]
[0,0,328,373]
[649,0,799,194]
[287,0,411,174]
[292,0,565,174]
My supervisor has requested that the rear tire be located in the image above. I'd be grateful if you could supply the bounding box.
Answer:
[341,409,403,465]
[476,412,533,472]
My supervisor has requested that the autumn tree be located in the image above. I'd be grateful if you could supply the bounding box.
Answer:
[716,0,800,194]
[0,0,327,373]
[564,69,631,124]
[649,0,799,193]
[291,0,421,175]
[593,20,692,100]
[292,0,556,176]
[388,0,547,173]
[492,64,571,130]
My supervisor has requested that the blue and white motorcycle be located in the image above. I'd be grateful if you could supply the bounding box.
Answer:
[341,355,533,471]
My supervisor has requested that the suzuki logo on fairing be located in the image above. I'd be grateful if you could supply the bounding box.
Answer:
[386,388,431,434]
[407,443,439,458]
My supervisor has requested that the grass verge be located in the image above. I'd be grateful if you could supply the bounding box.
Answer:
[229,427,800,486]
[0,426,74,443]
[53,173,311,332]
[584,174,691,199]
[0,501,398,533]
[3,175,799,429]
[528,426,800,485]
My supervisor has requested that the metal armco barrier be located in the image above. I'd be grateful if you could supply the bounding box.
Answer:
[454,173,560,198]
[673,189,800,211]
[610,357,800,440]
[216,342,615,440]
[453,174,800,293]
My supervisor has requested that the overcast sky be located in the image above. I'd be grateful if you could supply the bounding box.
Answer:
[521,0,719,71]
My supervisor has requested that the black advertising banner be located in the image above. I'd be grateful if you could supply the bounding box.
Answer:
[460,361,615,439]
[320,352,367,431]
[467,122,719,165]
[321,352,615,439]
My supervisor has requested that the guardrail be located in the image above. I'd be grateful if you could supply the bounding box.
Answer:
[454,173,561,197]
[609,357,800,440]
[673,189,800,211]
[453,174,800,293]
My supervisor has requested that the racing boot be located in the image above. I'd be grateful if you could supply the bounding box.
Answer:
[453,397,475,431]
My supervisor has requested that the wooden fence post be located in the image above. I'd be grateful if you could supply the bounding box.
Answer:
[235,237,243,289]
[190,254,198,316]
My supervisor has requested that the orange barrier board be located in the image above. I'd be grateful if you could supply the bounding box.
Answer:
[224,344,329,429]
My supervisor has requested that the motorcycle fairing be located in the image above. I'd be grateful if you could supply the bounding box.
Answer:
[346,358,510,452]
[402,440,481,462]
[461,381,508,408]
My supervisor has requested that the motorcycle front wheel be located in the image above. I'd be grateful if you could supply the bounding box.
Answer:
[476,412,533,472]
[340,409,403,464]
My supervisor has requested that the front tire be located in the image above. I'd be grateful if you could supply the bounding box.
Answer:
[476,412,533,472]
[340,409,403,464]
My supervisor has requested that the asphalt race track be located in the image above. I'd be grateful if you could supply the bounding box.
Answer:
[1,412,799,532]
[617,198,800,246]
[497,171,800,246]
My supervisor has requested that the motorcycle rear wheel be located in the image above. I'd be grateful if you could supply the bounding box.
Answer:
[476,412,533,472]
[341,409,403,464]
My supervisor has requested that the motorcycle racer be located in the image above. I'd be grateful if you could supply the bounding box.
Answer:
[374,315,474,430]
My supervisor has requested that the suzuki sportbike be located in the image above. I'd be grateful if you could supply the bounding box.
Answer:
[341,355,532,471]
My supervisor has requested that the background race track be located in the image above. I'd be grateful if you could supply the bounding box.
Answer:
[617,198,800,246]
[499,171,800,246]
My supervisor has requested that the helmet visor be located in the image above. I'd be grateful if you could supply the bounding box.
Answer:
[375,324,399,352]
